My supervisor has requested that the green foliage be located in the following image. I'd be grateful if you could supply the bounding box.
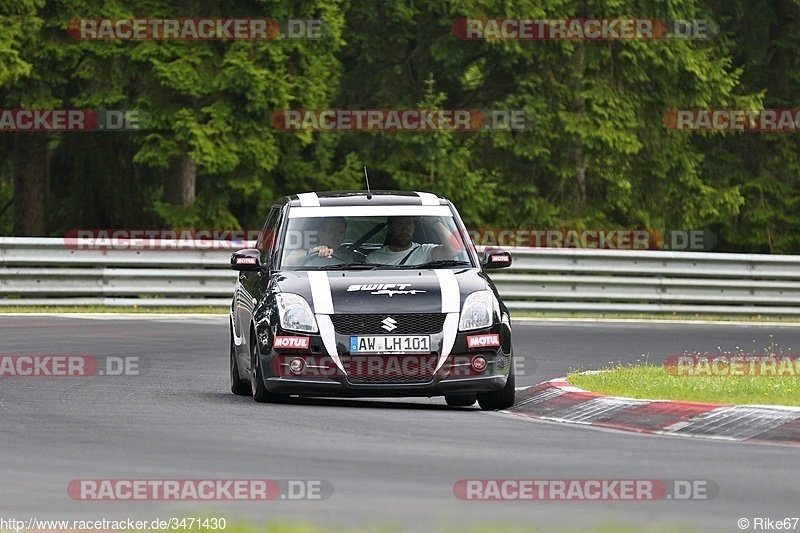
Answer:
[367,76,500,228]
[329,0,763,235]
[0,0,799,253]
[0,0,43,86]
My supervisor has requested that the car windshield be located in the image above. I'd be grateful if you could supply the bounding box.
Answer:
[278,209,476,270]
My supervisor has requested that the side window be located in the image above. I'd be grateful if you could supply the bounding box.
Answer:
[256,206,280,264]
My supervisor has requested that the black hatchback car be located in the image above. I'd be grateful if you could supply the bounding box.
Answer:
[229,191,515,409]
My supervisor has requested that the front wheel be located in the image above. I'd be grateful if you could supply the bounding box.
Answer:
[250,333,288,403]
[477,361,515,410]
[230,335,250,396]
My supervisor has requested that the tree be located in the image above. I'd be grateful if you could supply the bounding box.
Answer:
[703,0,800,252]
[330,0,758,238]
[1,0,47,235]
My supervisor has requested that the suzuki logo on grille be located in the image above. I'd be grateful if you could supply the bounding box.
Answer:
[381,317,397,332]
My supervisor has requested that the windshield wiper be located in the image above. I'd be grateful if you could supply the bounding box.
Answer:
[409,260,471,269]
[317,262,378,270]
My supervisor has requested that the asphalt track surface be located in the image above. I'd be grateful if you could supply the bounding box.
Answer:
[1,315,799,532]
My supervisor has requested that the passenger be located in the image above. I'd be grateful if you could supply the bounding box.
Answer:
[366,216,459,265]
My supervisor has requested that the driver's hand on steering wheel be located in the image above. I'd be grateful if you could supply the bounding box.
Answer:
[307,245,334,258]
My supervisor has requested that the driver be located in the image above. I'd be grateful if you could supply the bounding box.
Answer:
[285,217,351,265]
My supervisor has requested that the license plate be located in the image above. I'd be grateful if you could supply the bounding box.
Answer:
[350,335,430,354]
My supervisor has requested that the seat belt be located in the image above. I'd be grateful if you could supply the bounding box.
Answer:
[398,245,420,266]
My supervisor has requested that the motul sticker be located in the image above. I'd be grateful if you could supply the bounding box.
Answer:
[490,255,510,262]
[467,334,500,348]
[274,336,310,349]
[236,257,257,264]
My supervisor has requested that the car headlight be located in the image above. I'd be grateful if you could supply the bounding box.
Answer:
[276,293,318,333]
[459,290,494,331]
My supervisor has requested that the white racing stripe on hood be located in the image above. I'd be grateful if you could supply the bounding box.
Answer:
[307,271,334,314]
[434,269,460,372]
[307,271,344,372]
[435,269,460,313]
[297,192,320,207]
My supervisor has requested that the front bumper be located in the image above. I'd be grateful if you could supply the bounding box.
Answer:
[258,323,512,398]
[264,374,508,397]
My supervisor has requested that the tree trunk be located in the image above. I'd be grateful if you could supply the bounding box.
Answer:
[570,43,587,210]
[13,132,48,236]
[770,0,794,103]
[164,154,196,206]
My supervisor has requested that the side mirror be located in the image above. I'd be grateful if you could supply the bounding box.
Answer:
[231,248,263,271]
[482,247,512,269]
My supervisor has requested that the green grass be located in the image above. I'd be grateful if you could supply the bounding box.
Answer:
[568,364,800,406]
[0,305,228,314]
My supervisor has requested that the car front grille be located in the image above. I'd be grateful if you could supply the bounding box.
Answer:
[331,313,446,335]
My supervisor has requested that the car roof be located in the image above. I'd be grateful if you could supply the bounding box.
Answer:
[285,191,447,208]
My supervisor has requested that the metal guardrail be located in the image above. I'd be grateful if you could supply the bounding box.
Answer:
[489,249,800,314]
[2,237,800,314]
[0,238,236,307]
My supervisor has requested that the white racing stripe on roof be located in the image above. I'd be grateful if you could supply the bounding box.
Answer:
[297,192,320,207]
[416,192,440,205]
[288,205,452,218]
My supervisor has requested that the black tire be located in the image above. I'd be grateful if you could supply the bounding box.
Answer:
[477,361,515,411]
[230,334,250,396]
[250,331,287,403]
[445,394,476,407]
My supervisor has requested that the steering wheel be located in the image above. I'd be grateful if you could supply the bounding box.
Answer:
[298,249,348,266]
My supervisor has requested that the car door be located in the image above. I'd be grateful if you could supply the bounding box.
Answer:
[234,205,280,366]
